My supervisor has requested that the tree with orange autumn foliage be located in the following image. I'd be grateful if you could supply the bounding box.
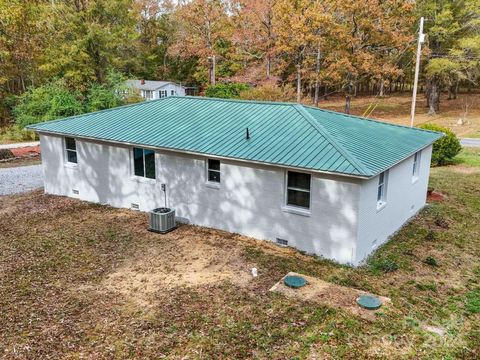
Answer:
[170,0,231,84]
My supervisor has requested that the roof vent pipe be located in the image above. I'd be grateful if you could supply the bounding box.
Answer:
[246,127,250,140]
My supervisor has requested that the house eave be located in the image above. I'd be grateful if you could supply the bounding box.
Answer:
[34,130,372,180]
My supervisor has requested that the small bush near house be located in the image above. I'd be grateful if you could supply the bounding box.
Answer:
[205,83,250,99]
[418,123,462,166]
[0,148,14,160]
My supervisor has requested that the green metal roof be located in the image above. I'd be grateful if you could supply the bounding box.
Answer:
[27,96,442,178]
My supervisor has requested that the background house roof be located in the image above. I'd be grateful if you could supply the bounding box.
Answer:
[27,96,442,178]
[126,79,184,91]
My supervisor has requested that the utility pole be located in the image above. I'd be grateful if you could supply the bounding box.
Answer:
[410,17,425,127]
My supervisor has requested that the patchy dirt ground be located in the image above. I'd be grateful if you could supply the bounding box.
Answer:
[1,156,480,359]
[103,226,252,307]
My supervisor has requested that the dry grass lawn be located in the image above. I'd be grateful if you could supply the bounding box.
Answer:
[317,92,480,138]
[1,148,479,359]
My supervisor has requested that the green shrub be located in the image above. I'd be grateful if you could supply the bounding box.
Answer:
[13,80,83,127]
[205,83,250,99]
[239,84,296,102]
[0,125,37,144]
[418,123,462,166]
[424,256,438,266]
[369,258,399,274]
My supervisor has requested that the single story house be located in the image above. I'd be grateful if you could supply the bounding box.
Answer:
[125,79,186,100]
[27,97,441,265]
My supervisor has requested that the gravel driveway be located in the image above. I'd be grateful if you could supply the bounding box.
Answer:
[0,165,43,195]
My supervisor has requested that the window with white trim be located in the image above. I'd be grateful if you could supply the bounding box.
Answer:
[143,90,153,100]
[286,171,311,209]
[133,147,156,179]
[171,90,175,96]
[65,137,77,164]
[412,152,420,180]
[377,171,388,207]
[207,159,220,183]
[159,90,167,98]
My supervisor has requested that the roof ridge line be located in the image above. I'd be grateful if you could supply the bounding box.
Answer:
[180,95,297,106]
[302,104,442,136]
[294,104,373,176]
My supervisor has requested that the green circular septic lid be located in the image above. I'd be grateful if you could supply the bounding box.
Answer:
[284,275,307,289]
[356,295,382,310]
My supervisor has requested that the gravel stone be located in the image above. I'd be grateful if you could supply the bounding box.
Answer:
[0,165,43,195]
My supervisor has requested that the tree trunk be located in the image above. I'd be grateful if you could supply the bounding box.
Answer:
[344,80,353,114]
[296,65,301,103]
[266,56,271,79]
[209,55,216,85]
[454,81,459,99]
[448,82,454,100]
[428,77,440,115]
[345,95,351,114]
[314,47,321,106]
[425,79,430,108]
[379,78,385,97]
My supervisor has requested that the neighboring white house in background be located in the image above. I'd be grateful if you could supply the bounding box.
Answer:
[126,79,186,100]
[27,97,442,266]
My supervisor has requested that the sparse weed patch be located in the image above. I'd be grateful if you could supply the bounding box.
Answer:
[424,256,439,266]
[465,288,480,314]
[368,257,399,274]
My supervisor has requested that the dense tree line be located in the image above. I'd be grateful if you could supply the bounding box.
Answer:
[0,0,479,127]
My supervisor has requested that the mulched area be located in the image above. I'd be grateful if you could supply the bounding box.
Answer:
[9,145,40,158]
[427,191,447,203]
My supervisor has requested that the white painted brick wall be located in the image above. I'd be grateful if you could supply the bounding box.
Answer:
[40,134,361,264]
[355,145,433,264]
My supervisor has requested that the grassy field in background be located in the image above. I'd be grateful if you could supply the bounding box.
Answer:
[0,150,479,359]
[316,92,480,138]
